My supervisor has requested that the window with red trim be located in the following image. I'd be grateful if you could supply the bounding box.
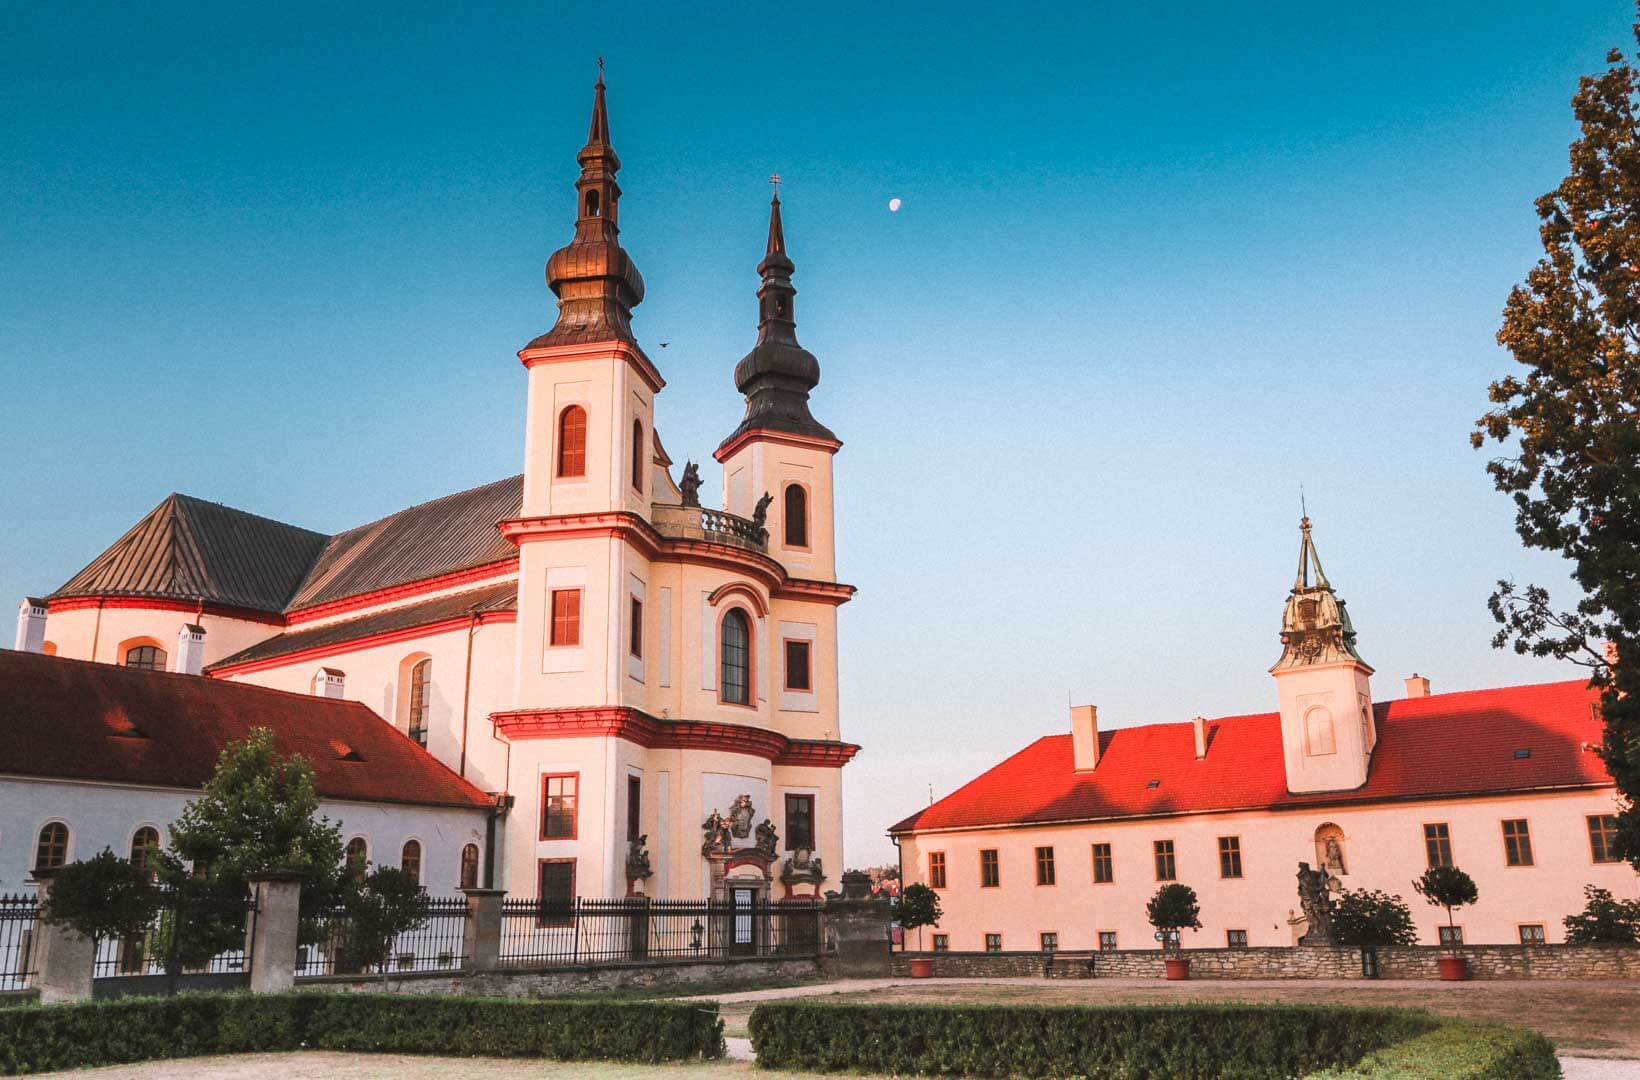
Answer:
[557,406,587,478]
[541,774,578,839]
[550,589,581,647]
[784,639,811,691]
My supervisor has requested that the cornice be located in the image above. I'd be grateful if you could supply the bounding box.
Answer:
[713,426,842,464]
[285,559,519,626]
[517,339,665,394]
[45,595,286,627]
[489,705,860,768]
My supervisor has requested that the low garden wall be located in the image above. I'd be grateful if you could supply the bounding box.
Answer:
[892,943,1640,980]
[300,955,820,997]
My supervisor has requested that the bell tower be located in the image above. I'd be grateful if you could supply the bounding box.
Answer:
[1270,516,1376,794]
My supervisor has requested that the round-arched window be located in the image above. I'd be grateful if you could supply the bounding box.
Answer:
[784,484,808,548]
[124,645,166,671]
[558,405,588,478]
[345,836,369,880]
[35,822,69,871]
[720,609,751,705]
[130,826,160,877]
[400,839,422,884]
[407,659,431,748]
[460,843,481,890]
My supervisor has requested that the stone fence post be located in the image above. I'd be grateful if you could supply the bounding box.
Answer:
[821,870,894,978]
[246,872,304,994]
[28,870,94,1004]
[463,888,505,973]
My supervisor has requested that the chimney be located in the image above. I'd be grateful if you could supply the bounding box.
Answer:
[314,668,346,698]
[173,623,206,676]
[13,598,47,653]
[1192,715,1207,760]
[1404,673,1431,699]
[1071,704,1099,771]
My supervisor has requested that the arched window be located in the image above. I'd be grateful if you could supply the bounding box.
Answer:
[460,843,480,890]
[35,822,69,871]
[631,418,644,492]
[400,839,422,885]
[124,645,166,671]
[129,826,160,876]
[1304,706,1336,756]
[345,836,368,880]
[407,658,431,748]
[784,484,808,548]
[720,608,751,706]
[585,190,601,217]
[557,405,588,478]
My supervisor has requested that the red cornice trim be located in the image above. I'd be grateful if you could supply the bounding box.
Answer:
[285,559,519,625]
[518,340,665,394]
[714,427,843,464]
[207,609,516,677]
[489,705,860,769]
[46,595,286,627]
[708,582,769,618]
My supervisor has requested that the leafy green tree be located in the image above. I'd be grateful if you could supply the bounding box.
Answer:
[40,850,162,949]
[344,866,431,978]
[895,883,942,951]
[1330,889,1419,948]
[1413,866,1478,950]
[1563,884,1640,943]
[1146,883,1201,954]
[1475,6,1640,870]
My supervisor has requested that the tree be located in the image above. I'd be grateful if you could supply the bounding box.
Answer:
[1563,884,1640,943]
[1413,866,1478,950]
[39,849,162,949]
[1145,883,1201,955]
[1330,889,1419,948]
[895,883,942,951]
[1475,6,1640,871]
[343,866,431,979]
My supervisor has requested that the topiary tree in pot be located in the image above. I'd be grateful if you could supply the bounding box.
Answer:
[1414,865,1479,979]
[896,883,942,976]
[1330,888,1418,978]
[1563,884,1640,944]
[1146,883,1201,980]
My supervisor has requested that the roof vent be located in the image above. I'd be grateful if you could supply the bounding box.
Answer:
[1146,779,1161,790]
[330,738,364,762]
[1513,748,1532,760]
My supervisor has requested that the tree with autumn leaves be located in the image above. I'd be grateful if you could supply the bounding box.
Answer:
[1477,6,1640,871]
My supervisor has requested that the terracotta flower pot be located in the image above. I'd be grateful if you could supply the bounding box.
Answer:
[1164,957,1191,981]
[908,957,934,979]
[1437,955,1469,981]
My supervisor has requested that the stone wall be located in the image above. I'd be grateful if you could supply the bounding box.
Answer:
[300,955,819,997]
[891,943,1640,981]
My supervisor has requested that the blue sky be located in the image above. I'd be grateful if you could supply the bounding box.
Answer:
[1,2,1627,864]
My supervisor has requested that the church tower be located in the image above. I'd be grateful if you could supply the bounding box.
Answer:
[1270,516,1376,793]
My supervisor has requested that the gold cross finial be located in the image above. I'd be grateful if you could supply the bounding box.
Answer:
[596,56,605,83]
[770,172,782,194]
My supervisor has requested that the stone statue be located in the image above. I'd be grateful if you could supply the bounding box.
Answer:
[626,835,653,880]
[680,461,702,507]
[1296,861,1335,945]
[751,492,773,528]
[1323,836,1347,876]
[782,847,823,882]
[728,794,755,839]
[755,818,779,856]
[701,811,732,855]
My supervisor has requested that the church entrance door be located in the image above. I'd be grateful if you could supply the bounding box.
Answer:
[730,886,758,955]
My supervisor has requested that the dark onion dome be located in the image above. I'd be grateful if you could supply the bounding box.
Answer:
[720,190,836,449]
[528,73,645,350]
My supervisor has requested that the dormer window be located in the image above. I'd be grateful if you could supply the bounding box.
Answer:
[1513,748,1532,760]
[1146,779,1161,790]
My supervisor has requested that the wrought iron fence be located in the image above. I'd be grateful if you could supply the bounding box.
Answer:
[91,890,255,979]
[497,897,822,967]
[296,895,468,978]
[0,893,38,992]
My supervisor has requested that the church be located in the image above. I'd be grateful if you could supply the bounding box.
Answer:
[891,519,1631,950]
[6,75,858,907]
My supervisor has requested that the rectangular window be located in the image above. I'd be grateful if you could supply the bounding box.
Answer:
[1227,929,1249,949]
[784,793,815,851]
[1035,846,1056,886]
[979,849,1000,888]
[549,589,582,647]
[1423,823,1452,868]
[1091,843,1114,884]
[784,639,812,691]
[626,776,641,844]
[536,859,576,926]
[541,773,578,840]
[1040,932,1058,952]
[984,933,1002,953]
[1438,925,1464,946]
[629,597,643,658]
[1098,931,1118,951]
[928,851,947,890]
[1519,924,1546,945]
[932,933,949,952]
[1502,819,1534,867]
[1588,814,1621,863]
[1218,835,1243,879]
[1153,839,1176,882]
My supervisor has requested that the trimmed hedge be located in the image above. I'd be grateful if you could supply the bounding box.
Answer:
[0,992,724,1075]
[747,1001,1554,1079]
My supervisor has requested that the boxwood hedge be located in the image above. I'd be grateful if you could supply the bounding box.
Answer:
[0,992,725,1075]
[746,1001,1558,1079]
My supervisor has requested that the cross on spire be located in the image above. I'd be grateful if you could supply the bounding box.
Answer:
[769,173,782,197]
[596,55,605,84]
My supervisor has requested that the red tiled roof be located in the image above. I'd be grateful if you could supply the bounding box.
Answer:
[0,650,493,811]
[890,680,1611,834]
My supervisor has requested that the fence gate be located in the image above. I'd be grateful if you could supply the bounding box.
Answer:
[92,890,257,999]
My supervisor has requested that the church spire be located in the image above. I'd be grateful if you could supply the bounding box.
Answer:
[1273,516,1364,670]
[719,179,836,451]
[527,64,646,351]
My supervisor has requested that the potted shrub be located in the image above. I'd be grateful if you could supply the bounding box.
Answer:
[1330,888,1418,978]
[1414,866,1478,980]
[1146,883,1201,980]
[1563,884,1640,944]
[896,883,942,977]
